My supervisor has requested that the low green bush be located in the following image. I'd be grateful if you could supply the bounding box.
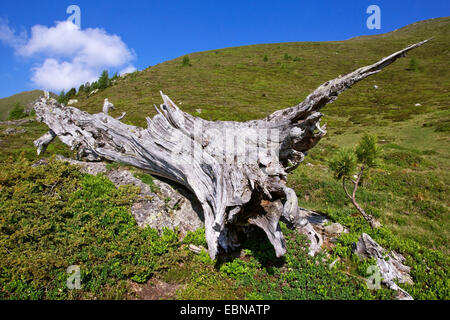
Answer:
[0,157,180,299]
[8,103,28,120]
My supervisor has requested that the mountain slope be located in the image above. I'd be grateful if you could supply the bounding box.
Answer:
[0,90,46,120]
[0,17,448,300]
[75,17,449,127]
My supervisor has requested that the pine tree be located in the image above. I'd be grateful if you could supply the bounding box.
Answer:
[57,90,67,104]
[98,70,110,89]
[328,134,382,228]
[65,88,76,99]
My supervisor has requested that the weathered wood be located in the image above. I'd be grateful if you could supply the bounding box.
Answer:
[355,233,414,300]
[33,40,428,259]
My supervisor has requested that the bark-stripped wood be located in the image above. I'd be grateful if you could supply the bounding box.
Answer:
[33,40,429,259]
[355,233,414,299]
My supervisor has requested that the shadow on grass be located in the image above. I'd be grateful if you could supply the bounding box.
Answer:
[213,227,286,274]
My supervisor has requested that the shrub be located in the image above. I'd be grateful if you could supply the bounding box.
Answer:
[8,103,28,120]
[133,171,160,193]
[183,227,207,247]
[182,56,191,67]
[65,88,76,99]
[328,135,381,227]
[220,258,260,279]
[57,91,68,104]
[355,134,380,168]
[0,157,180,299]
[408,58,419,72]
[97,70,110,90]
[328,147,357,180]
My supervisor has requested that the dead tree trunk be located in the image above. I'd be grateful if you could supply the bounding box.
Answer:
[33,40,429,259]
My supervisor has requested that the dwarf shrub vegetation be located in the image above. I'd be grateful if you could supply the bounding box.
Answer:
[0,157,179,299]
[8,103,28,120]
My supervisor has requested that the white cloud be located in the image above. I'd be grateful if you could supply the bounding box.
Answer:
[31,59,98,93]
[0,19,27,48]
[0,20,137,92]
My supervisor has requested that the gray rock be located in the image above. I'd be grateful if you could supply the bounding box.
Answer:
[67,99,78,105]
[3,128,26,135]
[31,158,49,167]
[324,222,344,235]
[303,209,329,226]
[304,210,348,235]
[0,118,34,126]
[56,156,107,175]
[188,244,205,254]
[330,237,339,243]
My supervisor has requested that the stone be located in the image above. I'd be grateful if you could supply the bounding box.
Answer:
[3,128,26,135]
[67,99,78,105]
[188,244,205,254]
[373,84,379,89]
[304,210,329,226]
[324,223,344,235]
[31,158,49,168]
[415,103,422,107]
[0,118,34,126]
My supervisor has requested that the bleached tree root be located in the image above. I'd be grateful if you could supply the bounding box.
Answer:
[355,233,414,300]
[33,40,428,259]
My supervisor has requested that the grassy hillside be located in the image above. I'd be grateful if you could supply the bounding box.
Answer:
[75,17,449,126]
[0,17,448,300]
[0,90,46,121]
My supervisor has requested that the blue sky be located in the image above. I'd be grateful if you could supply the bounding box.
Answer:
[0,0,448,98]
